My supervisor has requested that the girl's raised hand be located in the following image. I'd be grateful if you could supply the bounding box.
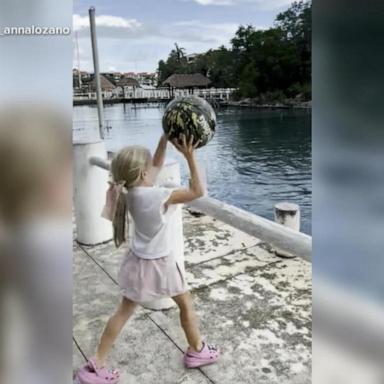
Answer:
[172,134,200,158]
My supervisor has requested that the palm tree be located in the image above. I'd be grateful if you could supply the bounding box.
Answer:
[174,43,186,62]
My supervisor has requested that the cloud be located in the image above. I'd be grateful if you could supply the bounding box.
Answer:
[167,20,239,45]
[73,13,239,46]
[73,14,142,32]
[72,14,262,72]
[187,0,293,9]
[194,0,233,4]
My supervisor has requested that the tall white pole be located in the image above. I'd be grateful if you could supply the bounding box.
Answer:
[75,32,82,89]
[89,7,105,140]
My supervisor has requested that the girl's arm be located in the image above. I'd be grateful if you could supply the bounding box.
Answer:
[152,133,168,169]
[165,135,204,207]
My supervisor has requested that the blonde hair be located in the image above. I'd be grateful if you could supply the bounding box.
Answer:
[110,146,152,247]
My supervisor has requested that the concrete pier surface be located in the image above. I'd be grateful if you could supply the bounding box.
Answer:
[73,209,311,384]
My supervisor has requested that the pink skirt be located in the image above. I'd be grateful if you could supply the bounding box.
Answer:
[117,250,188,303]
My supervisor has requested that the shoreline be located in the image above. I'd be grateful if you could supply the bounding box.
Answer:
[73,98,312,109]
[73,98,171,106]
[224,99,312,109]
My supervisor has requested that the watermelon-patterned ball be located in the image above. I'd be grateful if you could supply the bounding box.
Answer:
[162,96,216,148]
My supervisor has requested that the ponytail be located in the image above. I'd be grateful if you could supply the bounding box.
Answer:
[112,191,128,248]
[109,145,152,247]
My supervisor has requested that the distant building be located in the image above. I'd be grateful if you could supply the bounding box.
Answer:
[73,68,91,89]
[97,71,159,87]
[79,71,91,80]
[111,72,123,82]
[186,53,200,64]
[73,70,162,99]
[137,72,158,87]
[123,72,136,78]
[116,77,141,98]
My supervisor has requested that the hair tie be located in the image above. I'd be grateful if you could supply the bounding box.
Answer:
[101,180,126,221]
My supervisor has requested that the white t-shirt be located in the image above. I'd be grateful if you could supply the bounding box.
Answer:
[126,186,183,260]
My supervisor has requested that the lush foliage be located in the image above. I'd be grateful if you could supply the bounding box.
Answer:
[157,1,311,101]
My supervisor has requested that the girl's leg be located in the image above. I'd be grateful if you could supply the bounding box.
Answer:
[172,291,203,352]
[95,297,137,367]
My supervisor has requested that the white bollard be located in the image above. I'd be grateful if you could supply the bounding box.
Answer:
[73,141,113,245]
[274,202,300,258]
[142,160,182,311]
[157,160,181,186]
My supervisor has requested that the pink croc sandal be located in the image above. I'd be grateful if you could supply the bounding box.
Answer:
[183,342,220,368]
[75,357,120,384]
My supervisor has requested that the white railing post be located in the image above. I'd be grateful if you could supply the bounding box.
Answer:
[73,141,112,245]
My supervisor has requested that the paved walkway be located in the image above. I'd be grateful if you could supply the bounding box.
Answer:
[73,209,311,384]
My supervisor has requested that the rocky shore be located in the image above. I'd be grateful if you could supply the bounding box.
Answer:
[225,98,312,109]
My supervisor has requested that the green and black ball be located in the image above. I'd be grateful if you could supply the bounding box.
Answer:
[162,96,216,148]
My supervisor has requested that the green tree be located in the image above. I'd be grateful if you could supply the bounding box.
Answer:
[239,61,259,97]
[157,43,188,83]
[275,1,311,87]
[174,43,186,61]
[157,1,312,101]
[200,47,236,88]
[275,1,311,42]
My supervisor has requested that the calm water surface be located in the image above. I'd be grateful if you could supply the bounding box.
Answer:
[73,104,311,234]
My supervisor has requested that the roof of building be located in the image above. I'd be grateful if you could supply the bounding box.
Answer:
[89,74,116,91]
[116,77,140,88]
[163,73,211,88]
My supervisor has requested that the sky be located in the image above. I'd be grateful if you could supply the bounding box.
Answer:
[73,0,294,73]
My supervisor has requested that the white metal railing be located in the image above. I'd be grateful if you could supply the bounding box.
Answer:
[122,87,236,100]
[88,156,312,260]
[74,88,237,102]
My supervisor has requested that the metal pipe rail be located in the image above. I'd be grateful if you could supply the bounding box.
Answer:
[89,156,312,260]
[190,197,311,260]
[89,156,110,171]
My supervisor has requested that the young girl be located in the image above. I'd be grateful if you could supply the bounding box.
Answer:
[76,134,220,384]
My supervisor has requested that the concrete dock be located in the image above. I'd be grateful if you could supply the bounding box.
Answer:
[73,208,311,384]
